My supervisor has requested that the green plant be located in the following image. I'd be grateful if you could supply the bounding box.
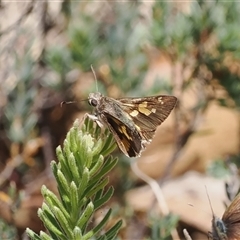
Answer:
[0,218,17,240]
[149,214,179,240]
[68,1,148,95]
[26,118,122,240]
[4,53,38,144]
[151,1,240,108]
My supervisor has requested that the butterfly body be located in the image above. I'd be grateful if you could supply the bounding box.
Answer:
[210,194,240,240]
[211,216,228,240]
[88,92,177,157]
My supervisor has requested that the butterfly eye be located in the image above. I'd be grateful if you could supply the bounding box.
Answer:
[89,99,98,107]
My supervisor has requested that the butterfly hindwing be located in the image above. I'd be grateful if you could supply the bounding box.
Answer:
[101,112,142,157]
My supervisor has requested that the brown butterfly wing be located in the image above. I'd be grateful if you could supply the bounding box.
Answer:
[222,194,240,240]
[100,112,143,157]
[119,95,177,141]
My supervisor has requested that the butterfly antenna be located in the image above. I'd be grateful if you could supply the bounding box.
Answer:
[205,185,215,217]
[61,101,76,107]
[187,202,209,215]
[61,99,87,108]
[91,64,98,92]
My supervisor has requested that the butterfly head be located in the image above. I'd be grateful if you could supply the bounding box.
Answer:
[209,193,240,240]
[88,92,103,108]
[211,216,228,240]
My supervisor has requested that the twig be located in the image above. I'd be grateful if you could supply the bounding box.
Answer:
[160,109,199,184]
[0,155,23,187]
[183,229,193,240]
[0,0,35,37]
[41,126,55,167]
[131,161,180,240]
[160,77,207,184]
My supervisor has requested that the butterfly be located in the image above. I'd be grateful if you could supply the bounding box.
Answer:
[87,92,177,157]
[209,193,240,240]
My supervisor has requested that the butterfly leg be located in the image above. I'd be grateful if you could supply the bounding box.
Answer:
[86,113,104,128]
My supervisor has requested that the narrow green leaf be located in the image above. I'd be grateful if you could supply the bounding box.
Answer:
[38,209,67,240]
[78,168,90,199]
[52,165,71,207]
[91,137,104,156]
[91,157,117,181]
[57,169,70,195]
[93,186,114,210]
[101,142,117,158]
[53,206,74,238]
[73,118,80,129]
[55,147,72,181]
[88,157,117,190]
[41,203,61,240]
[77,202,94,229]
[39,231,53,240]
[41,186,70,221]
[74,147,85,173]
[69,181,79,221]
[68,125,78,152]
[104,220,123,240]
[100,133,116,157]
[81,135,94,168]
[68,152,80,183]
[85,116,94,134]
[41,202,60,226]
[85,178,109,199]
[51,161,59,179]
[26,228,41,240]
[73,227,83,240]
[82,209,112,240]
[89,155,104,177]
[92,209,112,235]
[94,189,103,201]
[63,139,72,162]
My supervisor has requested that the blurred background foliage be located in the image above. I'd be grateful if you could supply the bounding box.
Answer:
[0,0,240,239]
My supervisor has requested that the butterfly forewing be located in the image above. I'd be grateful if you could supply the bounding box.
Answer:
[119,95,177,141]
